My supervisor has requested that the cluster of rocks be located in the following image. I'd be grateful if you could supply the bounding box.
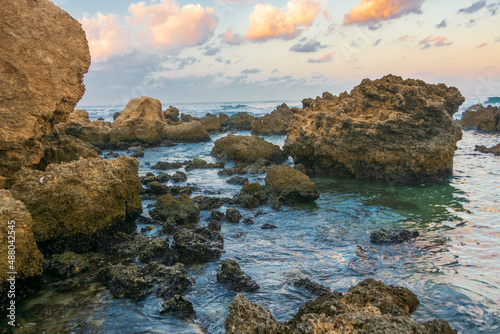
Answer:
[460,104,500,132]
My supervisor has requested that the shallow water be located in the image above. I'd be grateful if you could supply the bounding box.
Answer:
[8,99,500,333]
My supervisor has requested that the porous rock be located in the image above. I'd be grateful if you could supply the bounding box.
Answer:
[150,194,200,225]
[460,104,500,131]
[171,227,224,264]
[251,103,295,135]
[475,143,500,156]
[217,259,260,292]
[265,163,319,204]
[49,252,89,278]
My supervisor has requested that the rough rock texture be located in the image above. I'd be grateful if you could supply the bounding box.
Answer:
[225,279,457,334]
[185,158,225,171]
[475,143,500,156]
[233,182,268,208]
[223,112,258,130]
[172,171,188,183]
[9,156,143,254]
[163,121,210,143]
[370,229,420,245]
[192,195,228,210]
[294,278,332,296]
[251,103,295,135]
[164,106,180,123]
[0,190,44,316]
[217,259,260,292]
[265,163,319,204]
[171,227,224,264]
[226,208,243,223]
[138,237,178,266]
[0,0,91,188]
[49,252,89,278]
[227,176,249,185]
[211,134,287,166]
[460,104,500,131]
[284,75,465,185]
[198,113,226,133]
[150,194,200,225]
[160,295,196,318]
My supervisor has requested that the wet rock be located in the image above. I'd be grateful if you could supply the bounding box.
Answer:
[294,278,332,296]
[265,163,319,204]
[233,182,268,208]
[217,260,260,292]
[209,210,226,222]
[460,104,500,131]
[261,224,277,230]
[226,208,243,223]
[370,229,420,245]
[199,113,225,133]
[49,252,89,278]
[140,225,155,233]
[211,134,287,167]
[164,106,180,123]
[131,149,144,158]
[96,232,149,257]
[152,161,184,170]
[242,218,255,225]
[52,278,80,292]
[208,221,222,231]
[10,156,143,254]
[227,176,249,185]
[225,294,284,333]
[185,158,225,171]
[0,0,90,188]
[172,171,188,183]
[105,152,120,159]
[138,237,178,266]
[160,295,196,318]
[218,167,248,176]
[223,112,258,131]
[163,121,210,143]
[285,75,465,185]
[251,103,295,135]
[192,195,229,210]
[172,227,224,264]
[475,143,500,156]
[150,194,200,225]
[144,182,194,197]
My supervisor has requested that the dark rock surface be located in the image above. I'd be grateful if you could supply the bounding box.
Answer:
[185,158,225,171]
[294,278,332,296]
[160,295,196,318]
[172,171,188,183]
[370,229,420,245]
[226,208,243,223]
[171,227,224,264]
[475,143,500,156]
[217,259,260,292]
[226,176,249,185]
[49,252,89,278]
[233,182,268,208]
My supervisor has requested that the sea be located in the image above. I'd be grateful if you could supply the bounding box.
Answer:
[8,97,500,333]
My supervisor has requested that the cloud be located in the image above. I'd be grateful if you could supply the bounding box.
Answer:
[127,0,218,51]
[344,0,423,25]
[419,35,453,49]
[245,0,322,41]
[308,52,335,63]
[397,35,416,42]
[289,39,327,52]
[162,57,199,70]
[475,42,488,48]
[203,46,221,56]
[436,19,447,28]
[373,38,382,46]
[81,13,132,61]
[496,37,500,42]
[221,28,245,45]
[241,68,262,75]
[458,1,486,14]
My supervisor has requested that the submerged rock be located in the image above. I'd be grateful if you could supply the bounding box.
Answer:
[172,227,224,264]
[217,260,260,292]
[370,229,420,245]
[160,295,196,318]
[10,156,143,254]
[150,194,200,225]
[172,171,188,183]
[261,223,277,230]
[284,75,465,185]
[460,104,500,131]
[152,161,184,170]
[49,252,89,278]
[0,0,90,188]
[209,210,226,222]
[251,103,295,135]
[265,163,319,204]
[226,176,249,185]
[475,143,500,156]
[138,237,178,266]
[226,208,243,223]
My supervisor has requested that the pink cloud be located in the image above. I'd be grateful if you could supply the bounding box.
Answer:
[397,35,416,42]
[245,0,322,41]
[475,42,488,49]
[419,35,453,49]
[221,28,245,45]
[308,52,335,63]
[344,0,423,25]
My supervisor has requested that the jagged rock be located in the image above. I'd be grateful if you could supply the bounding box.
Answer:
[140,225,155,233]
[164,106,180,123]
[141,173,172,185]
[192,195,229,210]
[171,227,224,264]
[217,260,260,292]
[0,0,91,188]
[233,182,267,208]
[294,278,332,296]
[138,237,178,266]
[163,121,210,143]
[209,210,226,222]
[144,182,194,198]
[285,75,465,185]
[96,232,149,257]
[131,149,144,158]
[227,176,249,185]
[261,223,277,230]
[242,218,255,225]
[251,103,295,135]
[475,143,500,156]
[185,158,225,171]
[208,221,222,231]
[460,104,500,131]
[150,194,200,225]
[9,156,142,254]
[218,167,248,176]
[152,161,183,170]
[226,208,242,223]
[370,229,420,245]
[211,134,287,166]
[265,163,319,204]
[223,112,258,130]
[199,113,227,133]
[160,295,196,318]
[70,109,92,124]
[172,171,188,183]
[49,252,89,278]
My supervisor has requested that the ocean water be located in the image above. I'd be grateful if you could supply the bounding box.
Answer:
[8,97,500,333]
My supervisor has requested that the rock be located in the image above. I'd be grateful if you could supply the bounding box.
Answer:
[217,260,260,292]
[10,156,142,254]
[208,221,222,231]
[131,149,144,158]
[58,119,114,149]
[218,167,247,176]
[138,237,178,266]
[163,121,210,143]
[172,227,224,264]
[105,152,120,158]
[475,143,500,156]
[70,109,92,124]
[152,161,183,170]
[97,262,192,302]
[226,208,242,223]
[223,112,258,130]
[113,111,122,120]
[226,176,249,185]
[211,134,287,166]
[160,295,196,318]
[185,158,225,171]
[180,113,199,122]
[144,182,194,197]
[0,0,91,188]
[96,232,149,257]
[370,229,420,245]
[164,106,180,123]
[192,195,228,210]
[0,190,44,316]
[265,163,319,204]
[233,182,267,208]
[172,171,188,183]
[150,194,200,225]
[199,113,224,133]
[261,224,277,230]
[242,218,255,225]
[460,104,500,131]
[284,75,465,185]
[225,294,284,333]
[209,210,226,222]
[251,103,295,135]
[49,252,89,278]
[294,278,332,296]
[140,225,155,233]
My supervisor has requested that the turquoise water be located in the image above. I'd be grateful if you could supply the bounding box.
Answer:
[9,99,500,333]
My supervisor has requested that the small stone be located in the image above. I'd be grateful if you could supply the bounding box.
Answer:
[209,210,226,222]
[226,208,242,223]
[160,295,196,318]
[172,171,187,183]
[217,259,259,292]
[261,223,277,230]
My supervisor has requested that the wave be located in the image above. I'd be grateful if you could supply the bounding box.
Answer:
[220,104,248,110]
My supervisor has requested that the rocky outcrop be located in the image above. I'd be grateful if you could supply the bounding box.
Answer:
[370,229,420,245]
[232,182,268,208]
[211,134,287,166]
[9,156,143,254]
[217,260,260,292]
[225,279,456,334]
[460,104,500,131]
[0,0,91,188]
[0,190,44,316]
[251,103,295,135]
[185,158,225,171]
[223,112,257,130]
[49,252,89,278]
[171,227,224,264]
[475,143,500,156]
[265,163,319,204]
[160,295,196,318]
[294,278,332,296]
[226,208,243,223]
[284,75,465,185]
[150,194,200,225]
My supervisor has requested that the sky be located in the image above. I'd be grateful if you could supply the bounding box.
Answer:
[51,0,500,106]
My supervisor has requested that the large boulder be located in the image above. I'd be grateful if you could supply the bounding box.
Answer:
[223,112,257,130]
[460,104,500,131]
[475,143,500,156]
[9,156,143,254]
[0,0,91,188]
[150,194,200,225]
[284,75,465,185]
[0,190,44,316]
[265,163,319,204]
[251,103,295,135]
[171,227,224,264]
[163,121,210,143]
